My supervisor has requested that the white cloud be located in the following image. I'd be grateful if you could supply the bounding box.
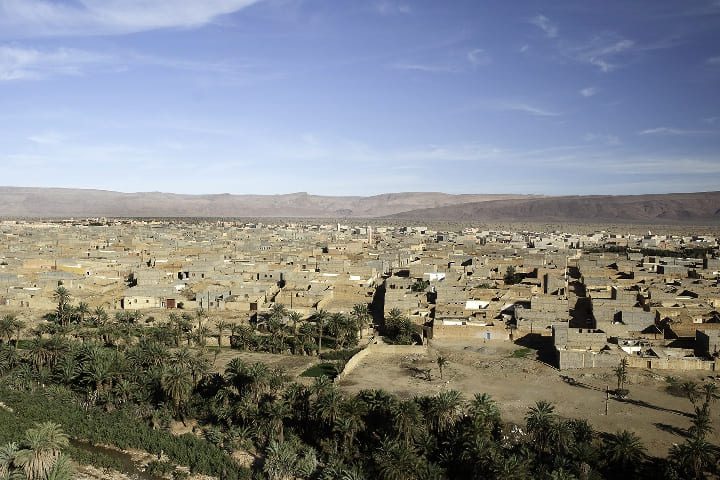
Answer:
[519,44,529,53]
[580,87,597,97]
[0,44,107,80]
[583,133,620,146]
[0,44,280,83]
[0,0,260,37]
[564,35,636,72]
[375,1,411,15]
[707,56,720,65]
[391,62,460,73]
[467,48,491,67]
[638,127,714,136]
[530,14,558,38]
[27,132,66,145]
[498,102,561,117]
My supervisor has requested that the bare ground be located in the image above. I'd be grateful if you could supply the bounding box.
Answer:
[209,348,317,378]
[336,339,720,455]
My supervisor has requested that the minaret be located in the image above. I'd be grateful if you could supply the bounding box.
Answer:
[367,225,373,244]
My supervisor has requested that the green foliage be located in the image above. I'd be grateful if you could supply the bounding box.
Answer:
[410,279,430,292]
[383,309,416,345]
[510,347,532,359]
[0,326,714,480]
[504,266,522,285]
[300,363,339,379]
[319,348,362,362]
[0,386,249,479]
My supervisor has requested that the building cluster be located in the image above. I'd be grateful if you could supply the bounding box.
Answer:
[0,219,718,370]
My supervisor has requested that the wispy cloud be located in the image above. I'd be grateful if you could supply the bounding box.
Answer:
[27,131,66,145]
[583,133,620,146]
[0,44,280,84]
[570,36,636,72]
[580,87,598,97]
[707,56,720,66]
[498,102,561,117]
[467,48,491,67]
[0,0,261,37]
[391,62,460,73]
[0,44,108,80]
[638,127,715,136]
[374,1,411,15]
[530,14,558,38]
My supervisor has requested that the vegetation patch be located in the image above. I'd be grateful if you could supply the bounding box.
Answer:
[510,347,533,359]
[299,362,338,378]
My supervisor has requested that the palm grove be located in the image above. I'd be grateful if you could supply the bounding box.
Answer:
[0,287,718,479]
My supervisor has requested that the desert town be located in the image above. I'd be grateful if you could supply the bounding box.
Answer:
[1,218,720,478]
[1,219,718,369]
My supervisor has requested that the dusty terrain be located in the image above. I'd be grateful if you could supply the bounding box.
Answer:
[337,339,719,455]
[210,348,317,377]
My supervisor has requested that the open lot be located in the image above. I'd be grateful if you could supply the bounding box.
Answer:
[336,338,720,455]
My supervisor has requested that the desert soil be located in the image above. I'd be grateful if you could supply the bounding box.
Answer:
[336,338,720,455]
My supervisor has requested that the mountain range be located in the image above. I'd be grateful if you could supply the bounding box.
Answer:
[0,187,718,224]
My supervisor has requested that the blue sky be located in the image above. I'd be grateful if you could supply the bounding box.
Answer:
[1,0,719,196]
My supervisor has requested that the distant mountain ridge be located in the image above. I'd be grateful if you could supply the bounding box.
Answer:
[0,187,718,224]
[0,187,530,218]
[386,191,720,224]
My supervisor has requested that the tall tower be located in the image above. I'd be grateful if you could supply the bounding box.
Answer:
[367,225,373,244]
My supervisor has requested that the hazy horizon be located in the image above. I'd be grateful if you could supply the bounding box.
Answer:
[1,0,719,196]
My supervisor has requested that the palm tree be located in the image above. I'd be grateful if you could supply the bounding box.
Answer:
[314,310,329,356]
[614,358,628,392]
[526,400,556,454]
[194,325,211,349]
[701,381,718,409]
[288,311,302,335]
[93,306,108,326]
[436,356,447,380]
[492,454,531,480]
[53,287,71,327]
[335,397,367,451]
[263,440,298,480]
[75,302,90,324]
[45,452,73,480]
[13,317,26,347]
[188,351,210,387]
[215,320,230,347]
[269,303,287,322]
[603,430,646,475]
[161,364,193,420]
[265,398,291,444]
[670,435,716,479]
[374,437,421,480]
[0,314,16,345]
[314,387,343,430]
[351,303,371,339]
[27,337,67,371]
[81,352,114,396]
[689,404,713,440]
[468,392,501,434]
[0,441,19,479]
[391,399,422,447]
[682,381,700,407]
[430,390,463,435]
[13,421,69,480]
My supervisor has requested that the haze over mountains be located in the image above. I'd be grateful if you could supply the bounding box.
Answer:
[0,187,718,224]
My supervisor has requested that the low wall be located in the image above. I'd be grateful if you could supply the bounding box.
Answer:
[558,349,620,369]
[626,355,716,371]
[432,323,510,341]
